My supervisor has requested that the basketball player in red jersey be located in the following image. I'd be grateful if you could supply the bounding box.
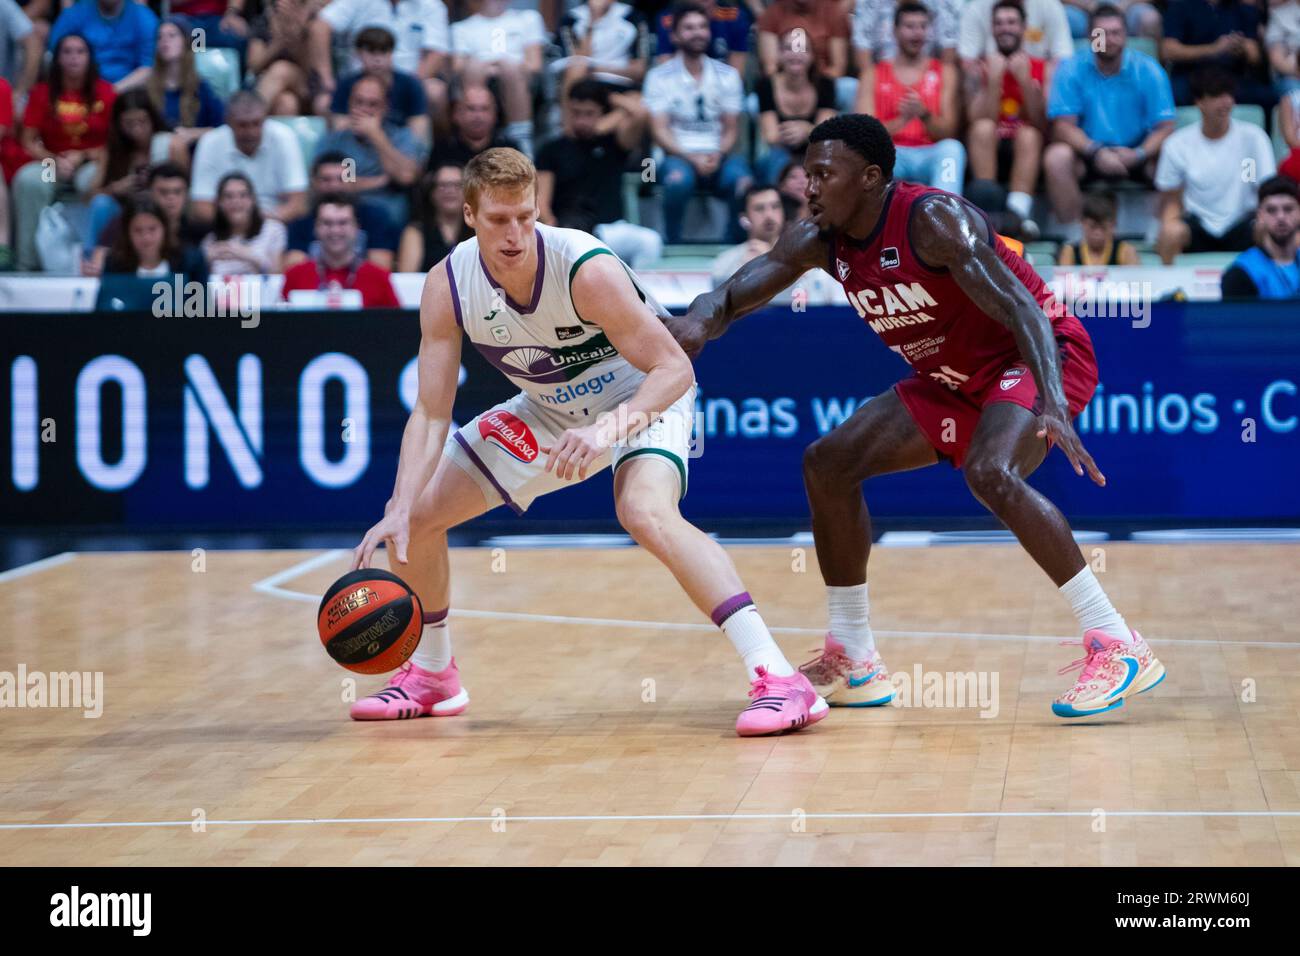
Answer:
[667,114,1167,718]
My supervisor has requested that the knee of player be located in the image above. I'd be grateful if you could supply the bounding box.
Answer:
[803,436,855,486]
[963,457,1021,505]
[615,495,672,547]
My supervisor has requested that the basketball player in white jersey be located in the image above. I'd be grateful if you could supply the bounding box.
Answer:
[349,147,827,736]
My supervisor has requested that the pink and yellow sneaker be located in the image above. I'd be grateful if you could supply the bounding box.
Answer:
[798,634,894,707]
[735,666,829,737]
[350,659,470,721]
[1052,629,1166,719]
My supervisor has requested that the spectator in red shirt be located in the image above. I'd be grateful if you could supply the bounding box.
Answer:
[13,32,115,270]
[964,0,1047,238]
[281,192,401,308]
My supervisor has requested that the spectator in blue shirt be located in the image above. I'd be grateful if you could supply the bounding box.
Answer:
[49,0,159,90]
[1161,0,1275,108]
[148,18,225,170]
[1043,4,1175,226]
[1221,176,1300,299]
[329,26,429,143]
[654,0,751,74]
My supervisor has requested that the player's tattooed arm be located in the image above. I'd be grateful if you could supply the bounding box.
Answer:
[910,195,1105,486]
[666,219,829,357]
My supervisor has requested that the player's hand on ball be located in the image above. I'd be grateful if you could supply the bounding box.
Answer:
[542,424,609,481]
[352,510,411,570]
[1038,405,1105,487]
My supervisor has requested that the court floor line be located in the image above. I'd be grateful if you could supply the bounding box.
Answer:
[253,550,1300,650]
[3,809,1300,832]
[0,552,74,584]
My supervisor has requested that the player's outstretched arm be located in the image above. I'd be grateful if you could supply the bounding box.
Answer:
[544,253,695,481]
[910,195,1105,486]
[665,219,829,357]
[352,261,463,569]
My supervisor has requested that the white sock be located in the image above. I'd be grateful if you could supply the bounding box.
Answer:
[1059,566,1130,642]
[1007,190,1034,221]
[410,609,453,673]
[827,584,875,660]
[713,593,794,677]
[505,121,534,159]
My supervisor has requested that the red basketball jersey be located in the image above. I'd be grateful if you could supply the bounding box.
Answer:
[828,180,1086,397]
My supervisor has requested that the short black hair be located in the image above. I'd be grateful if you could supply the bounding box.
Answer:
[742,183,781,211]
[992,0,1025,20]
[1089,3,1125,28]
[355,25,395,52]
[894,1,931,26]
[314,191,358,220]
[567,78,610,110]
[670,1,709,32]
[1081,190,1118,223]
[147,160,187,185]
[1258,175,1300,205]
[312,150,350,175]
[808,114,896,180]
[1190,67,1237,102]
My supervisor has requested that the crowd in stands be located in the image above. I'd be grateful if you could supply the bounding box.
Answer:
[0,0,1296,299]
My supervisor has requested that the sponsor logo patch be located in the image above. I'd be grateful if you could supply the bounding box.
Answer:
[836,258,850,281]
[478,411,539,463]
[491,325,511,344]
[555,325,584,341]
[880,246,900,269]
[999,379,1019,390]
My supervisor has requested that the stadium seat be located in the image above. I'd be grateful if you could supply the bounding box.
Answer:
[268,116,328,166]
[1174,104,1266,131]
[1174,250,1240,268]
[195,48,242,101]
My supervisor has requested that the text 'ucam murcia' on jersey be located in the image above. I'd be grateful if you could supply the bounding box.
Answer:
[443,223,668,418]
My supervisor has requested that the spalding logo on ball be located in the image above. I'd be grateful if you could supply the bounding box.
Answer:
[318,568,424,674]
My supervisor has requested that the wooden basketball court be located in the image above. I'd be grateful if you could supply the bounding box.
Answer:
[2,542,1297,866]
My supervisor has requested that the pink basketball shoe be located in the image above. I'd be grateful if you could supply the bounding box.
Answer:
[1052,629,1165,719]
[735,666,829,737]
[350,659,470,720]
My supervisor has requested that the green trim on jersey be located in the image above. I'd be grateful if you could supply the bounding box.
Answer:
[614,447,688,500]
[568,246,648,326]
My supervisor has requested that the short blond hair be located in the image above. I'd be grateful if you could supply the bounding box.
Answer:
[463,147,536,210]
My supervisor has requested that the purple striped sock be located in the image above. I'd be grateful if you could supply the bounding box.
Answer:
[422,607,449,626]
[710,592,753,627]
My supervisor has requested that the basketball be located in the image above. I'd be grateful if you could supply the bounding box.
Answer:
[317,569,424,674]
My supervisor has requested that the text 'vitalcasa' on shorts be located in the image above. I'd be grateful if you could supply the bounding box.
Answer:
[444,386,697,514]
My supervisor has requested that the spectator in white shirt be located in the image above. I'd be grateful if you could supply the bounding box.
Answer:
[853,0,960,67]
[556,0,650,101]
[0,0,41,101]
[451,0,546,158]
[201,171,289,274]
[643,2,752,242]
[958,0,1073,77]
[309,0,449,120]
[1155,68,1277,264]
[1267,0,1300,98]
[712,184,836,303]
[190,91,308,224]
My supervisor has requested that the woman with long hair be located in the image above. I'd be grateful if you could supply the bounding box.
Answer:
[397,164,473,273]
[104,196,181,276]
[756,29,837,186]
[84,90,167,262]
[148,17,226,170]
[12,33,115,270]
[201,171,288,275]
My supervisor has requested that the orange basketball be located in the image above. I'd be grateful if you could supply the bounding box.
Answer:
[317,569,424,674]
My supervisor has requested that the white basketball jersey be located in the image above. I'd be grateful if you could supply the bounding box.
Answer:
[445,223,667,415]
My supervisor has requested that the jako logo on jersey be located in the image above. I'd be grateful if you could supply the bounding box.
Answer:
[479,411,539,463]
[880,247,900,269]
[836,258,851,281]
[1000,366,1027,390]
